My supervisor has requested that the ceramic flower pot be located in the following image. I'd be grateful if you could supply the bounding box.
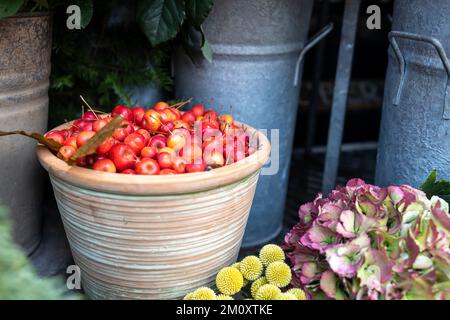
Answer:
[0,13,52,255]
[36,122,270,299]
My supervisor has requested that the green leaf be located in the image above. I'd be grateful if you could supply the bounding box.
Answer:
[199,26,213,63]
[185,0,213,28]
[68,116,124,164]
[0,0,25,19]
[420,169,450,203]
[137,0,186,46]
[72,0,93,28]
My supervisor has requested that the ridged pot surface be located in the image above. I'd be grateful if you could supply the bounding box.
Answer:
[174,0,314,247]
[0,13,52,254]
[37,123,270,299]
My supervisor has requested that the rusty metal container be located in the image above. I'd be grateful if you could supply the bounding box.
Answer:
[0,13,52,254]
[37,122,270,299]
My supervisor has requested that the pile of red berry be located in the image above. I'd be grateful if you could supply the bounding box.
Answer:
[45,101,256,175]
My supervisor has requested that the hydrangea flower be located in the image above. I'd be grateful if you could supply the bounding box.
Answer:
[284,179,450,300]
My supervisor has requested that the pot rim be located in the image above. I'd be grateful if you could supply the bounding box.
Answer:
[36,121,271,195]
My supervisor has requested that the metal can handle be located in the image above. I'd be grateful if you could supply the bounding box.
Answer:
[294,23,334,87]
[389,30,450,119]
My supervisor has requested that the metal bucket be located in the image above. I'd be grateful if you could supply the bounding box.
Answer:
[376,0,450,187]
[37,122,270,299]
[0,13,52,254]
[174,0,314,247]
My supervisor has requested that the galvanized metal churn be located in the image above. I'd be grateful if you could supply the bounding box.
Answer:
[376,0,450,187]
[0,13,52,254]
[174,0,332,247]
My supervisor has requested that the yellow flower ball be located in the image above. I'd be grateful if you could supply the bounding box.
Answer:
[275,292,297,300]
[239,255,263,280]
[216,267,244,295]
[192,287,216,300]
[287,288,307,300]
[183,292,194,300]
[255,284,281,300]
[216,294,234,300]
[259,244,285,266]
[231,262,241,270]
[251,277,268,298]
[265,261,292,288]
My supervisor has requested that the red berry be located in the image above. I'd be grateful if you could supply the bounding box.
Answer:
[132,107,146,125]
[112,105,133,122]
[136,129,150,145]
[191,105,205,117]
[203,150,224,167]
[180,144,203,164]
[82,111,97,122]
[170,108,182,120]
[58,145,76,161]
[159,169,177,175]
[143,109,161,132]
[76,131,96,147]
[154,101,169,111]
[64,136,78,149]
[72,119,92,132]
[185,161,206,173]
[157,152,172,169]
[76,156,87,167]
[149,135,167,150]
[173,119,190,130]
[93,119,108,132]
[167,133,186,150]
[45,131,65,145]
[93,159,116,173]
[141,146,157,159]
[124,132,146,155]
[109,143,137,171]
[113,120,134,141]
[158,108,177,123]
[182,111,196,124]
[96,137,116,155]
[135,158,160,175]
[160,121,175,134]
[171,157,186,173]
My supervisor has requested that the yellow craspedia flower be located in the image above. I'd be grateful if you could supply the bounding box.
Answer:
[275,292,297,300]
[265,261,292,288]
[255,284,281,300]
[216,267,244,295]
[216,294,234,300]
[231,262,240,270]
[192,287,216,300]
[239,255,263,280]
[183,292,194,300]
[251,276,268,298]
[287,288,307,300]
[259,244,285,266]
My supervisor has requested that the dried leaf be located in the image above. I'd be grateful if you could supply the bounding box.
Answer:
[68,116,124,164]
[0,130,62,152]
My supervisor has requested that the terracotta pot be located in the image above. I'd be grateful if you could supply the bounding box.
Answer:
[36,122,270,299]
